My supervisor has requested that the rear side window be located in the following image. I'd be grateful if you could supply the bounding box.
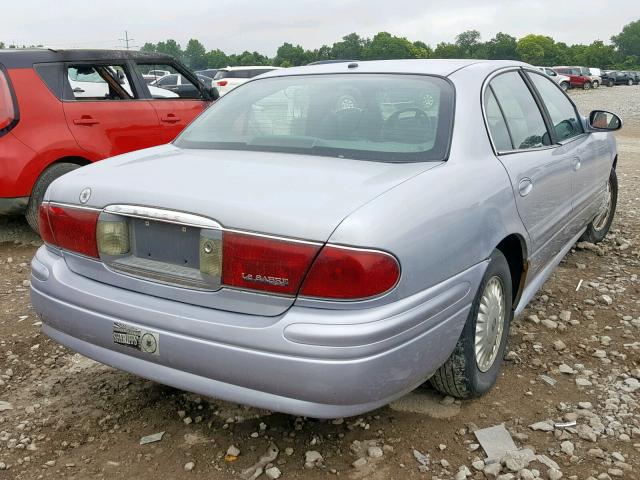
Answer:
[527,72,583,141]
[484,89,512,151]
[66,64,137,100]
[176,73,454,163]
[0,66,18,134]
[489,71,550,151]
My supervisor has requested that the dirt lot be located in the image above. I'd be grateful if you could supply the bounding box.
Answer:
[1,86,639,480]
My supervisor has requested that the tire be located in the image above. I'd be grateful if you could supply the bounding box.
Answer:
[560,81,569,91]
[430,250,513,398]
[592,80,599,89]
[608,80,615,87]
[580,168,618,244]
[628,79,633,86]
[25,163,81,233]
[583,81,592,90]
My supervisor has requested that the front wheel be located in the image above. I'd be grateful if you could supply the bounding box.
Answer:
[580,168,618,243]
[592,80,599,88]
[608,79,615,87]
[430,250,513,398]
[628,79,634,86]
[560,81,569,91]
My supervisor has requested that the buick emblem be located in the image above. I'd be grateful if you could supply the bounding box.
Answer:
[79,187,91,204]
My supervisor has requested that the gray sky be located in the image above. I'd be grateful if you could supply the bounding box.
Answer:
[1,0,638,55]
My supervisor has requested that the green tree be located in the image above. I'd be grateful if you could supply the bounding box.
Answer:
[433,42,463,58]
[455,30,481,58]
[486,33,518,60]
[204,49,229,68]
[612,19,640,59]
[364,32,430,60]
[184,39,207,69]
[274,42,308,66]
[331,33,367,59]
[155,39,182,61]
[583,40,618,68]
[0,41,5,49]
[516,34,556,65]
[140,42,156,53]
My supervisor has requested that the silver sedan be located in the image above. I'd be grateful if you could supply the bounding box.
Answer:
[31,59,621,418]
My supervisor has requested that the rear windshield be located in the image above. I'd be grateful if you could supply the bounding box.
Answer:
[175,74,454,162]
[214,69,274,80]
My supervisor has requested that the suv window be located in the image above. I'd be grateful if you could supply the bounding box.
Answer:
[489,71,550,151]
[528,72,583,141]
[137,63,203,99]
[484,88,513,151]
[67,64,135,100]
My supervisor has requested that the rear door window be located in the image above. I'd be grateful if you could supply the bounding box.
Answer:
[527,72,583,141]
[66,64,136,100]
[489,71,550,151]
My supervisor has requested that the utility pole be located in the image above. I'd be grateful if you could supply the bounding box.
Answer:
[118,31,135,50]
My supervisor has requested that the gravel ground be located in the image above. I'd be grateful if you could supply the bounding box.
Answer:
[0,85,639,480]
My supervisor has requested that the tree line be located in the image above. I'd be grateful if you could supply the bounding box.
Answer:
[3,19,639,71]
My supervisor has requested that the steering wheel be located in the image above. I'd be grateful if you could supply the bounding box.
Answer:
[382,108,431,141]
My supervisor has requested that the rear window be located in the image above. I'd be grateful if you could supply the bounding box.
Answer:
[175,74,454,162]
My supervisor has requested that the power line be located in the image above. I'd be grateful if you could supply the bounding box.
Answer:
[117,31,137,50]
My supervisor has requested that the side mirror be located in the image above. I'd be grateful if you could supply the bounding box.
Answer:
[207,86,220,101]
[588,110,622,131]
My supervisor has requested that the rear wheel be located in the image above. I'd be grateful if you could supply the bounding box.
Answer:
[608,79,615,87]
[580,168,617,244]
[25,163,81,232]
[592,80,600,88]
[583,81,592,90]
[430,250,513,398]
[628,79,634,86]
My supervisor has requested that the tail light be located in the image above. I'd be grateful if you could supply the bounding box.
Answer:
[0,67,18,135]
[216,80,228,87]
[222,231,320,295]
[39,203,99,258]
[300,246,400,299]
[222,231,400,300]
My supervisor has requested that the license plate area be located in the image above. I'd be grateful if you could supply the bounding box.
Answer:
[99,209,223,291]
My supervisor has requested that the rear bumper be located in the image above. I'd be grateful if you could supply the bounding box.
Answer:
[31,246,486,417]
[0,196,28,215]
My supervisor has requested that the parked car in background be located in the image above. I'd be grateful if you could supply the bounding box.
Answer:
[600,71,616,87]
[611,71,637,86]
[536,66,570,90]
[195,68,218,79]
[0,49,217,231]
[553,66,593,89]
[213,66,281,95]
[142,69,170,84]
[196,73,214,88]
[151,72,209,98]
[31,59,621,418]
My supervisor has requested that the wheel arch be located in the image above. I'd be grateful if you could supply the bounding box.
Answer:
[495,233,529,309]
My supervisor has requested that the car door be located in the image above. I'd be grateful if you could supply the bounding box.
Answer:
[525,70,609,232]
[62,62,163,158]
[134,62,208,143]
[485,69,575,275]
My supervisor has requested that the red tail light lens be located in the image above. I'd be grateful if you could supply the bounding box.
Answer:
[222,231,320,295]
[39,203,99,258]
[300,246,400,300]
[0,68,17,133]
[216,80,228,87]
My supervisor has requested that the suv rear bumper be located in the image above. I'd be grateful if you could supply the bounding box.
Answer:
[0,196,28,215]
[31,245,486,418]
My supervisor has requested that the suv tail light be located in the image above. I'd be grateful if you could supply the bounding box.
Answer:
[0,67,18,135]
[300,246,400,299]
[216,80,228,87]
[39,203,99,258]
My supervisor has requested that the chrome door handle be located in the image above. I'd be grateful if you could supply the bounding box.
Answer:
[518,178,533,197]
[573,157,581,171]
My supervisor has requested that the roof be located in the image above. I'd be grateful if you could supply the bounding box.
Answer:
[219,65,281,71]
[259,59,530,79]
[0,48,177,69]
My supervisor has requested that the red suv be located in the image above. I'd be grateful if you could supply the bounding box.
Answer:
[0,49,216,230]
[552,67,592,89]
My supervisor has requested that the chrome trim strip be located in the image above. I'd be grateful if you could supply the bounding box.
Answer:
[103,205,222,230]
[224,228,324,246]
[47,201,103,212]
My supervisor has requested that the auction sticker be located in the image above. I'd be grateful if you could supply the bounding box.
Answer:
[113,322,160,356]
